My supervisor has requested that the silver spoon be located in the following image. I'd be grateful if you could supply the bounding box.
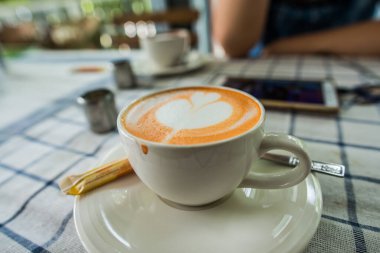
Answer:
[262,153,345,177]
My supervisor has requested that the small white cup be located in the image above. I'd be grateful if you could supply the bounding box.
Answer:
[140,30,190,68]
[117,86,311,207]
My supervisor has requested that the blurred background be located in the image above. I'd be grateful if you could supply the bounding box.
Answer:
[0,0,212,56]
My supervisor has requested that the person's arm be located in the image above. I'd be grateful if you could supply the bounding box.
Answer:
[212,0,270,58]
[264,20,380,56]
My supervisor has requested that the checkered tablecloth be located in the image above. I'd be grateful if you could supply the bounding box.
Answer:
[1,51,380,253]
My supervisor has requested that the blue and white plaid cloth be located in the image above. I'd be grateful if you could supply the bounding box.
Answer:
[0,51,379,252]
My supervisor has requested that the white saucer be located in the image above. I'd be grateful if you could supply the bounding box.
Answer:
[74,145,322,253]
[132,51,207,77]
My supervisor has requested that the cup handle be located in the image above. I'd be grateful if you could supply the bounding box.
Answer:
[240,133,311,189]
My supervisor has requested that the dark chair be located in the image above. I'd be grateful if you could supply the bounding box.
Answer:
[111,8,199,49]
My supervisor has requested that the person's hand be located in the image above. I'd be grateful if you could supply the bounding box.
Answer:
[263,36,318,56]
[263,21,380,56]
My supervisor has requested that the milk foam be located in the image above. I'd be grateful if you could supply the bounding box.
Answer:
[122,87,261,145]
[155,92,233,130]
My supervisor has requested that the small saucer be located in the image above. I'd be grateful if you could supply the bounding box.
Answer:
[132,51,208,77]
[74,145,322,253]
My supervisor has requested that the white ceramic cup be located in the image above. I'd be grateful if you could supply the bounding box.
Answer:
[117,86,311,207]
[140,30,190,68]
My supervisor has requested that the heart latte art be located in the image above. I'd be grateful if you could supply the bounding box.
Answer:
[121,87,262,145]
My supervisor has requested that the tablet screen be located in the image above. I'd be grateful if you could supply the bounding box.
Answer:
[223,77,324,105]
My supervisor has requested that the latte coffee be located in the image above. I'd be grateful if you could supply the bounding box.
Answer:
[121,86,262,145]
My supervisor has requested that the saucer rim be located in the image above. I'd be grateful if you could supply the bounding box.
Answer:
[74,145,322,253]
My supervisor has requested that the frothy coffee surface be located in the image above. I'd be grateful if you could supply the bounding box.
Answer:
[121,87,262,145]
